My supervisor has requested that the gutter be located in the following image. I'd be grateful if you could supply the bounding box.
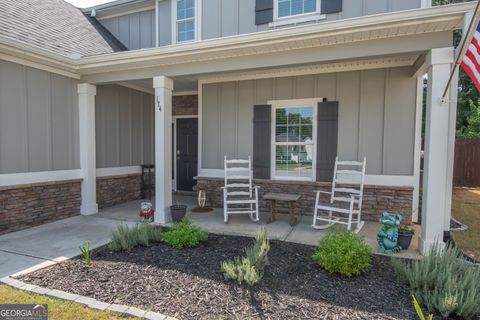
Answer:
[0,2,475,77]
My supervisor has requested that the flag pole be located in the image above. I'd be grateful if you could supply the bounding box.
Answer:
[441,0,480,101]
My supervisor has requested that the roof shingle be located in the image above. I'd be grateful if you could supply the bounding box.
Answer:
[0,0,126,57]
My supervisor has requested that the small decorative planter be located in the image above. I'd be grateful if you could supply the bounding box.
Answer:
[170,204,187,222]
[398,225,415,250]
[139,202,154,222]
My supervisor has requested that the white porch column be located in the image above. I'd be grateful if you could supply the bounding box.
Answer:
[420,47,455,254]
[78,83,98,215]
[153,76,174,224]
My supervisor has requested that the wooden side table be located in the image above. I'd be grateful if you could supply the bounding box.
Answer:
[263,193,302,226]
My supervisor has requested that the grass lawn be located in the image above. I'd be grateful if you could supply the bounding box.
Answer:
[451,188,480,261]
[0,285,133,320]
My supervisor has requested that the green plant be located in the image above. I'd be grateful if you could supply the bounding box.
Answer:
[160,217,207,249]
[221,227,270,286]
[413,293,433,320]
[312,231,372,277]
[399,225,415,235]
[393,243,480,319]
[79,240,92,266]
[109,222,162,251]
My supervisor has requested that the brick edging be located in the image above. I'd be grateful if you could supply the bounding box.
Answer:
[0,277,176,320]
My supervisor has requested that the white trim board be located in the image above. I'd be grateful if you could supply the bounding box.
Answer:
[0,169,82,187]
[0,53,80,79]
[95,5,156,21]
[197,169,415,187]
[96,166,144,177]
[173,90,198,96]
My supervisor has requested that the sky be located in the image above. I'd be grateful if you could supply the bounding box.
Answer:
[64,0,117,8]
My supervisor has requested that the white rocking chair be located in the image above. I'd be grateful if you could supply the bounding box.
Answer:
[312,157,366,232]
[222,156,260,223]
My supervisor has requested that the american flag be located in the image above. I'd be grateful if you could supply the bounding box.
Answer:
[461,22,480,91]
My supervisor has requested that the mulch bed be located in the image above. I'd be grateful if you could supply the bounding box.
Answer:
[19,234,418,320]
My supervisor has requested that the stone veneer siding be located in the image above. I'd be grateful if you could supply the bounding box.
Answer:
[0,180,81,235]
[194,177,413,222]
[97,174,146,209]
[173,95,198,116]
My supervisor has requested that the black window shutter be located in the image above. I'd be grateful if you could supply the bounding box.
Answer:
[321,0,343,14]
[316,101,338,182]
[253,105,271,179]
[255,0,273,25]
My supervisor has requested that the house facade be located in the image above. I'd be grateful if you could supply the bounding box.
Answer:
[0,0,470,254]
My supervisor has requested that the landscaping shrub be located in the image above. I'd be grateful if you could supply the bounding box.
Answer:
[109,222,162,251]
[79,240,92,266]
[221,227,270,286]
[312,230,372,277]
[160,217,208,249]
[393,243,480,319]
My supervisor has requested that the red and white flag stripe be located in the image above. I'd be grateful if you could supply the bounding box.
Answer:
[461,23,480,91]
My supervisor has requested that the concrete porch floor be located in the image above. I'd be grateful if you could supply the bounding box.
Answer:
[100,194,421,259]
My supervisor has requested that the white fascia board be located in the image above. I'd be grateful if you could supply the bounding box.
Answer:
[0,36,79,78]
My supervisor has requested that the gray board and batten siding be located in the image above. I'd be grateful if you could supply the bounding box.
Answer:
[201,67,418,176]
[100,9,156,50]
[202,0,423,40]
[97,0,422,49]
[95,85,155,168]
[204,0,422,39]
[0,60,79,174]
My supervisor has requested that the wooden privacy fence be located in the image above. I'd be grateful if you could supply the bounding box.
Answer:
[453,137,480,187]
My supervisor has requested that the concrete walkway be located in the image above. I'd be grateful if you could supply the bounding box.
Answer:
[0,194,420,278]
[0,214,137,278]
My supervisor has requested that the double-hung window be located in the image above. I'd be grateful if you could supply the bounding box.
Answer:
[278,0,318,18]
[271,99,318,181]
[176,0,195,42]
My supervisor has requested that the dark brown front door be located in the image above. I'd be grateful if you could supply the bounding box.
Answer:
[176,118,198,191]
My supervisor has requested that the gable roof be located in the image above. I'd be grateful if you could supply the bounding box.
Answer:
[0,0,127,58]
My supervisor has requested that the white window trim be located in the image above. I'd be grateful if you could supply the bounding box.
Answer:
[171,0,202,44]
[270,0,325,28]
[268,98,322,182]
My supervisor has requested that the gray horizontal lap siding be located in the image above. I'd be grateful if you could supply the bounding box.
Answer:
[0,60,79,174]
[201,67,417,176]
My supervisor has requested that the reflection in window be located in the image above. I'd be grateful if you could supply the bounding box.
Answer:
[177,0,195,42]
[274,106,314,179]
[278,0,317,18]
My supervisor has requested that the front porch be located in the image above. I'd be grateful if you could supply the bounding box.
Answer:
[70,5,471,257]
[97,194,421,259]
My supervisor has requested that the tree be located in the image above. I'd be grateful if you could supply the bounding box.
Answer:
[431,0,480,137]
